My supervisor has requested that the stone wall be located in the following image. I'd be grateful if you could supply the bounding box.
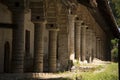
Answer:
[0,3,12,73]
[0,28,12,73]
[0,3,12,23]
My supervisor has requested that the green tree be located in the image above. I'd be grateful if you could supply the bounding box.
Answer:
[109,0,120,27]
[109,0,119,62]
[111,39,118,62]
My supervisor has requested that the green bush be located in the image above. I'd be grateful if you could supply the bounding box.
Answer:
[111,47,118,62]
[111,39,119,62]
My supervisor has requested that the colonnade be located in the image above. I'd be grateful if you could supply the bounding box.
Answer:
[68,14,107,63]
[10,12,108,73]
[8,0,109,73]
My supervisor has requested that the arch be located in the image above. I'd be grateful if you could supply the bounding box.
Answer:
[4,41,10,73]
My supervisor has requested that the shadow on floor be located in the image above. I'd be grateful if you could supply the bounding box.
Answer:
[24,77,72,80]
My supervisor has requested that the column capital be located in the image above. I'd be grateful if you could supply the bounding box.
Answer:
[7,0,29,12]
[68,14,77,22]
[81,25,88,29]
[46,24,59,31]
[33,20,47,24]
[97,38,101,41]
[68,14,77,17]
[75,20,83,26]
[30,0,46,23]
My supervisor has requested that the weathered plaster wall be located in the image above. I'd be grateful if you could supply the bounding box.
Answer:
[0,3,12,23]
[0,28,12,73]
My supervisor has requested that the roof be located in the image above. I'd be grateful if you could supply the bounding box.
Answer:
[97,0,120,38]
[77,0,120,38]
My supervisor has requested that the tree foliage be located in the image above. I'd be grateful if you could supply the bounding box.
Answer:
[109,0,120,27]
[111,39,118,62]
[109,0,119,62]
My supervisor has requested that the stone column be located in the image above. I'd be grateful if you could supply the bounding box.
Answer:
[100,40,102,60]
[99,39,101,59]
[104,38,108,61]
[81,25,87,61]
[11,11,25,73]
[102,39,106,60]
[99,39,102,60]
[33,21,46,72]
[68,15,76,61]
[75,20,83,61]
[86,29,93,63]
[86,29,90,62]
[47,24,59,72]
[92,32,96,60]
[89,30,93,63]
[101,40,104,60]
[98,39,101,59]
[94,35,97,58]
[96,37,100,59]
[30,0,46,72]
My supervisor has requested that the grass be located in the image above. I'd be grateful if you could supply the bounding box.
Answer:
[77,63,118,80]
[13,63,118,80]
[58,62,118,80]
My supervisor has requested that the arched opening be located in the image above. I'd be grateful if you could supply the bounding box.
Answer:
[4,41,10,73]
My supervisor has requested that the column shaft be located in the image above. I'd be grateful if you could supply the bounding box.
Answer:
[92,32,96,60]
[86,29,92,63]
[99,40,101,59]
[34,22,45,72]
[86,29,90,62]
[102,40,106,60]
[75,21,82,61]
[81,26,87,61]
[12,11,25,73]
[94,35,97,58]
[89,30,93,62]
[49,30,58,72]
[68,15,76,60]
[101,40,104,60]
[96,38,100,59]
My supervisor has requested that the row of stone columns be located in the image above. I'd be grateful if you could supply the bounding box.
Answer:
[68,14,89,62]
[11,13,108,73]
[11,13,59,73]
[10,5,108,73]
[67,14,108,63]
[10,7,59,73]
[30,0,59,73]
[33,23,59,73]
